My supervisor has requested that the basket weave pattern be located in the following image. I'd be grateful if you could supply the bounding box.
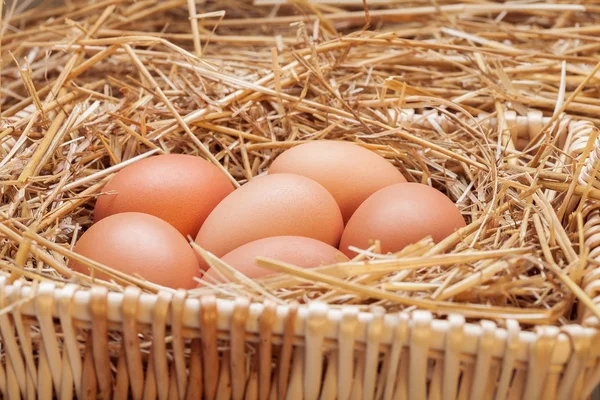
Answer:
[0,280,598,399]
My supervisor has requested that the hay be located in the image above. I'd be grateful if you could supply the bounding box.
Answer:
[1,0,600,328]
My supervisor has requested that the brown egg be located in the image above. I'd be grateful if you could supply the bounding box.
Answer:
[204,236,349,280]
[69,212,199,289]
[94,154,234,238]
[195,173,343,269]
[339,183,466,257]
[269,140,406,222]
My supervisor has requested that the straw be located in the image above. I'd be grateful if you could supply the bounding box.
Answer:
[0,0,599,330]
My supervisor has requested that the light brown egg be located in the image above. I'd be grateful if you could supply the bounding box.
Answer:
[204,236,349,280]
[94,154,234,238]
[339,183,466,257]
[69,212,200,289]
[269,140,406,223]
[195,173,343,269]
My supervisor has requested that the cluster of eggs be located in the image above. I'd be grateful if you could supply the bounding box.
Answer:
[69,141,466,289]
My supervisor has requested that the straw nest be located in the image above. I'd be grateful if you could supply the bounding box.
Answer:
[2,0,600,329]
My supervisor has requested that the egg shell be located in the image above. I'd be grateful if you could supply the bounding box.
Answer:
[204,236,349,279]
[339,183,466,257]
[94,154,234,238]
[69,212,200,289]
[195,173,344,268]
[269,140,406,222]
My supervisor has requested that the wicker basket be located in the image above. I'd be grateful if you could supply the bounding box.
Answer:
[1,111,600,400]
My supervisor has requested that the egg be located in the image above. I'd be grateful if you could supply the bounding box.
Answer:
[269,140,406,222]
[203,236,349,279]
[69,212,199,289]
[94,154,234,238]
[195,173,343,268]
[339,183,466,257]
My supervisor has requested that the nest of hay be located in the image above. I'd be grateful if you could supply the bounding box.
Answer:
[2,0,600,329]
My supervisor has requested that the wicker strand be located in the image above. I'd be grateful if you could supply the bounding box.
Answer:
[523,326,560,399]
[114,345,130,399]
[304,302,328,400]
[268,376,277,400]
[494,320,520,400]
[231,297,251,400]
[0,335,6,398]
[11,280,37,399]
[150,290,172,400]
[200,296,220,400]
[0,277,27,398]
[277,302,297,400]
[567,120,600,330]
[351,345,365,400]
[363,307,384,400]
[81,331,98,399]
[90,286,112,399]
[6,357,19,400]
[457,362,474,400]
[375,313,392,400]
[285,347,304,400]
[319,352,337,400]
[382,313,409,400]
[216,353,232,399]
[582,359,600,399]
[337,306,359,400]
[169,363,181,400]
[246,368,259,400]
[122,286,144,400]
[485,361,500,400]
[58,284,82,399]
[35,283,63,394]
[540,367,560,400]
[469,320,497,399]
[428,353,443,400]
[171,289,189,400]
[186,337,203,400]
[59,346,74,400]
[393,341,409,400]
[258,300,276,400]
[443,314,465,400]
[408,311,433,400]
[142,346,157,400]
[37,328,53,399]
[557,325,594,399]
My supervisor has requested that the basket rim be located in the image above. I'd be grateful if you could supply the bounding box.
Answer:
[3,278,599,368]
